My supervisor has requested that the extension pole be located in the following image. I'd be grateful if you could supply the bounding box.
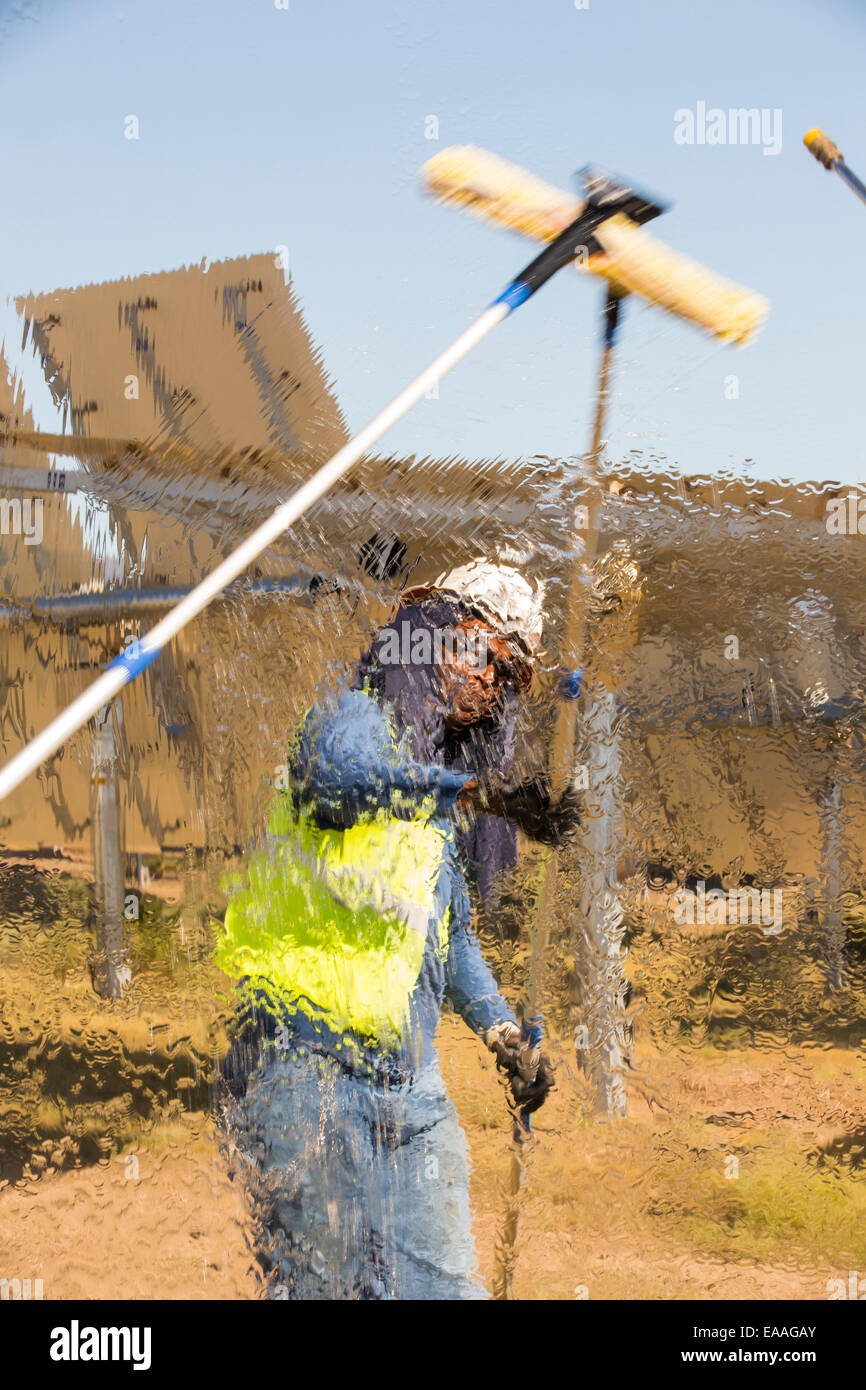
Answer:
[529,287,623,1012]
[493,288,624,1302]
[548,289,623,802]
[804,129,866,207]
[0,310,505,801]
[0,182,660,803]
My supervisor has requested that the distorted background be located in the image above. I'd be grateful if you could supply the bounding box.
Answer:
[1,0,865,1301]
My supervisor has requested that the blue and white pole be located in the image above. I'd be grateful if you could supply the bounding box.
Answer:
[0,300,514,802]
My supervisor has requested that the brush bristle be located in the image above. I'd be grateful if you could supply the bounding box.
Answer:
[592,215,769,347]
[422,145,768,345]
[423,145,580,243]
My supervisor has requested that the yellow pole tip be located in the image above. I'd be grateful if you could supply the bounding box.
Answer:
[803,128,843,167]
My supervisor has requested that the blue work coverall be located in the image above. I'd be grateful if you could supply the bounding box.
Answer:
[219,683,518,1300]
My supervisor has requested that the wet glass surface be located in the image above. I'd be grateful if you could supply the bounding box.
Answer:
[2,0,865,1305]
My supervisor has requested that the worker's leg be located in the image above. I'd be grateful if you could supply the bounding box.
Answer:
[378,1061,487,1300]
[223,1045,385,1299]
[222,1042,484,1299]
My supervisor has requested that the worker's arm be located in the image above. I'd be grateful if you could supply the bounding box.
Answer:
[478,667,586,839]
[485,776,584,845]
[443,857,518,1036]
[444,873,554,1115]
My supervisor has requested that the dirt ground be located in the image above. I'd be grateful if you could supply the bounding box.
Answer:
[1,1016,861,1300]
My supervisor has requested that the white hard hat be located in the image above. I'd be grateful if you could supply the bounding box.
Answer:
[433,560,545,655]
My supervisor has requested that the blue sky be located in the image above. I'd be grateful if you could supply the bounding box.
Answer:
[1,0,864,483]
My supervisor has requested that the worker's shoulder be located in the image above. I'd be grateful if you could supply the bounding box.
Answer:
[291,685,399,773]
[289,683,473,823]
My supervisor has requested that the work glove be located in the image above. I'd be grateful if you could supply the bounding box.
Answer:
[485,1020,555,1118]
[490,776,583,846]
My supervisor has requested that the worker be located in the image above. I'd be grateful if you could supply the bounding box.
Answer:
[214,561,580,1300]
[354,560,585,898]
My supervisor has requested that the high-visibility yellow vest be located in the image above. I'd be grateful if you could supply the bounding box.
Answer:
[215,795,450,1048]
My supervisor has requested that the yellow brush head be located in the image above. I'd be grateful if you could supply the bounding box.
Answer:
[423,146,768,347]
[423,145,580,243]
